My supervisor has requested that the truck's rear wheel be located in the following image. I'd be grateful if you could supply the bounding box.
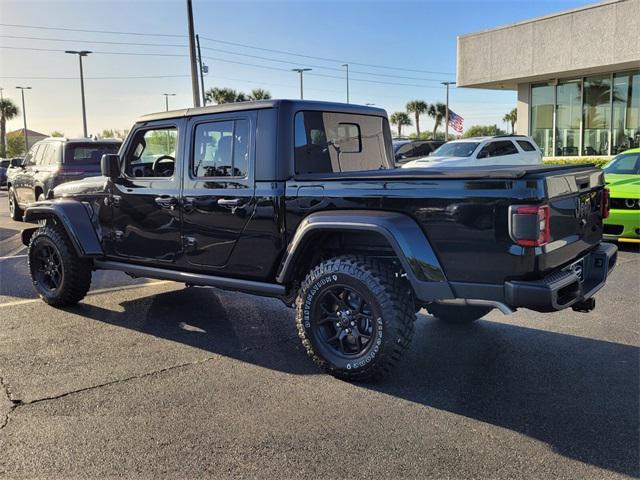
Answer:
[295,256,415,381]
[427,304,492,324]
[28,223,92,307]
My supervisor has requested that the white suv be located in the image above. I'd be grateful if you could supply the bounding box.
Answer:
[401,136,542,168]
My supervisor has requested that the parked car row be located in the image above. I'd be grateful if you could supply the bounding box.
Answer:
[7,137,122,220]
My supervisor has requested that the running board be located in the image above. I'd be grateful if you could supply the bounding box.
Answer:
[93,260,286,297]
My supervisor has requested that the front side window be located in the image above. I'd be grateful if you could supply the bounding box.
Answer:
[124,127,177,178]
[294,111,389,174]
[192,119,249,178]
[34,144,50,166]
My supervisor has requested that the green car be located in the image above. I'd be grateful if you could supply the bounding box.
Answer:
[603,148,640,244]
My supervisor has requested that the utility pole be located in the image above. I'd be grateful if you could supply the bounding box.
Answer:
[65,50,91,137]
[441,81,456,141]
[342,64,349,103]
[196,34,206,105]
[186,0,201,107]
[291,68,311,100]
[163,93,176,111]
[16,86,31,151]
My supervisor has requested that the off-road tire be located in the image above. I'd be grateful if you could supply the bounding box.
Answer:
[8,187,23,221]
[28,222,92,307]
[427,304,492,324]
[295,255,415,381]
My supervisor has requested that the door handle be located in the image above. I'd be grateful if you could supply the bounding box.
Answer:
[154,195,179,210]
[217,198,242,207]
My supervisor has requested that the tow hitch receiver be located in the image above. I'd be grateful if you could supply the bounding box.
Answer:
[571,297,596,313]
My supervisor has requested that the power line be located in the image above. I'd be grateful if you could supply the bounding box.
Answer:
[0,34,448,82]
[0,22,455,76]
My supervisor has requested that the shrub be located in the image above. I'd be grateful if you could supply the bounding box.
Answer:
[543,157,611,168]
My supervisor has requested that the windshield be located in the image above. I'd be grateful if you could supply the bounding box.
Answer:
[64,143,121,164]
[432,142,480,158]
[604,153,640,174]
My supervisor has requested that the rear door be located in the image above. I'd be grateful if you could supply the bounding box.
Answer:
[181,111,256,268]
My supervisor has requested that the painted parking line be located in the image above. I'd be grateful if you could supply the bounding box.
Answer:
[0,254,27,260]
[0,280,172,309]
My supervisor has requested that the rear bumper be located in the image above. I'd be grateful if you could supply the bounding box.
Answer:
[447,242,618,313]
[504,242,617,312]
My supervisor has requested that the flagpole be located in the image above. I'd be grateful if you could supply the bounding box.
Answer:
[441,81,456,141]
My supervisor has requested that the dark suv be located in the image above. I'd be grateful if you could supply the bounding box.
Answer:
[8,137,121,220]
[393,139,444,165]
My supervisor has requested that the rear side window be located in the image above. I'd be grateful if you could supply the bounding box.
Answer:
[294,111,390,174]
[517,140,536,152]
[192,119,250,178]
[479,140,519,158]
[65,143,120,164]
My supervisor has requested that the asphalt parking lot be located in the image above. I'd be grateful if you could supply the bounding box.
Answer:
[0,188,638,479]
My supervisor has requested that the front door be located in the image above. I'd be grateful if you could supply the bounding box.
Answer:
[108,121,183,263]
[181,111,256,269]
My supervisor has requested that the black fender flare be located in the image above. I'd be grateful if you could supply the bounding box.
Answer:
[22,199,103,257]
[276,210,454,301]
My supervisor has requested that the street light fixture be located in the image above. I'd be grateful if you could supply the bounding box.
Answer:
[15,86,32,152]
[291,68,312,100]
[163,93,176,111]
[342,64,350,104]
[65,50,92,137]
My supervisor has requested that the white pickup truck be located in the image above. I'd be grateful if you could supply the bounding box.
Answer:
[402,135,543,168]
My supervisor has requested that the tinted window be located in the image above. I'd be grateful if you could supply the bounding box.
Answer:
[604,153,640,174]
[294,111,390,174]
[432,142,479,157]
[192,119,249,178]
[414,143,435,157]
[478,141,518,158]
[125,128,177,178]
[517,140,536,152]
[66,143,120,165]
[0,160,9,168]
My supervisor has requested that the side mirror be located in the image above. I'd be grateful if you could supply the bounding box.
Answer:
[10,158,23,168]
[101,154,120,179]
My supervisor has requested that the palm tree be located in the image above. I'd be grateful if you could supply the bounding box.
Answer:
[406,100,428,137]
[389,112,412,137]
[503,108,517,134]
[249,89,272,101]
[205,87,246,104]
[0,98,20,157]
[427,102,447,138]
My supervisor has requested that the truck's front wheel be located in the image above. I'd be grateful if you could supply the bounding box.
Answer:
[28,223,92,307]
[427,304,492,324]
[296,256,415,381]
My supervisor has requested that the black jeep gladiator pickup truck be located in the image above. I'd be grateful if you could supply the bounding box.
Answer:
[20,100,617,380]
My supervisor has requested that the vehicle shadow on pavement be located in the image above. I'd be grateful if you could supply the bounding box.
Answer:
[71,286,638,478]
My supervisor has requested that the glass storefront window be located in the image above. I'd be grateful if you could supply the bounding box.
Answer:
[556,80,582,156]
[612,71,640,154]
[583,75,611,156]
[531,83,554,157]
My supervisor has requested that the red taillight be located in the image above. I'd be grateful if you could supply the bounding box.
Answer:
[601,188,610,219]
[510,204,550,247]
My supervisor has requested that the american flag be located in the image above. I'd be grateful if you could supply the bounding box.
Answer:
[448,110,464,134]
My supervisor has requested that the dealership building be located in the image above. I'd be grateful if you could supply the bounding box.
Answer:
[457,0,639,157]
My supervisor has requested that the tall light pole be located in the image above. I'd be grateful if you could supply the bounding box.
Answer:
[163,93,176,111]
[186,0,201,107]
[291,68,311,100]
[15,86,31,151]
[342,64,349,103]
[441,81,456,141]
[65,50,91,137]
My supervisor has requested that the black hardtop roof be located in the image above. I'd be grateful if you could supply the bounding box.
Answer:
[136,99,388,123]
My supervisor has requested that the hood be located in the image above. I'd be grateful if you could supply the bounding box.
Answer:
[605,173,640,198]
[53,176,110,198]
[401,156,469,168]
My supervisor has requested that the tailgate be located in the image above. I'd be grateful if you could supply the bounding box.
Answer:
[538,167,606,273]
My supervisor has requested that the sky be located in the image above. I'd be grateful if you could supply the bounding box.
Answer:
[0,0,593,138]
